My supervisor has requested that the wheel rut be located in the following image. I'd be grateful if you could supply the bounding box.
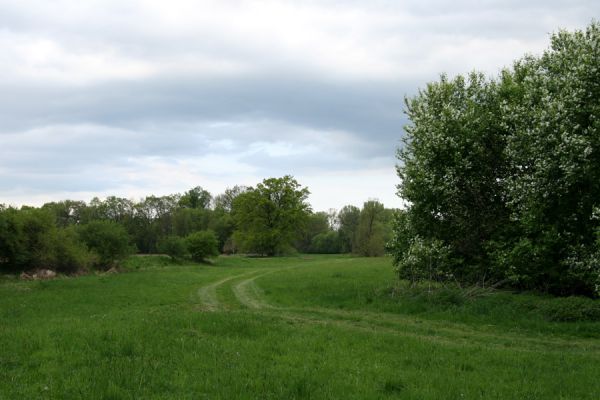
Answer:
[196,265,600,354]
[197,270,262,311]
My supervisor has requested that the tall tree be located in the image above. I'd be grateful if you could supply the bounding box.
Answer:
[354,200,388,257]
[232,176,310,256]
[214,185,249,212]
[337,205,360,253]
[179,186,212,209]
[296,212,331,253]
[391,23,600,296]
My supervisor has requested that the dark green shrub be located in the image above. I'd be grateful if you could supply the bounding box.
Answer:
[186,230,219,262]
[0,207,27,271]
[40,227,94,273]
[157,235,188,261]
[78,221,134,269]
[309,231,342,254]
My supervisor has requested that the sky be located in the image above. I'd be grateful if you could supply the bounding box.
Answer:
[0,1,597,211]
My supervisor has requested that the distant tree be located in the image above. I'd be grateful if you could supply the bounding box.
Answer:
[41,200,87,227]
[86,196,135,223]
[296,212,330,253]
[232,176,311,256]
[209,209,235,253]
[186,230,219,262]
[337,205,360,253]
[130,195,179,253]
[354,200,388,257]
[0,206,28,270]
[172,208,211,237]
[326,208,338,230]
[310,231,342,254]
[101,196,135,223]
[214,185,249,212]
[179,186,212,209]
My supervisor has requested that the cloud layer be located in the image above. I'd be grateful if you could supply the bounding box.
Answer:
[0,0,597,210]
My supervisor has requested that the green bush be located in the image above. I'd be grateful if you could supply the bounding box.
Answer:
[40,227,94,273]
[394,236,456,285]
[186,230,219,262]
[309,231,342,254]
[78,221,134,269]
[0,207,27,271]
[538,296,600,322]
[157,235,188,261]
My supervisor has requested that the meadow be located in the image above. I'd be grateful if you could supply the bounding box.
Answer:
[1,255,599,399]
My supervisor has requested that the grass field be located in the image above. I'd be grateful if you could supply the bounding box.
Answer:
[1,255,599,399]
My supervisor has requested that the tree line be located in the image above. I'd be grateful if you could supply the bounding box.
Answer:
[390,22,600,297]
[0,176,395,273]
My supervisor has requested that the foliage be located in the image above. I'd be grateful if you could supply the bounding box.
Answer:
[354,200,392,257]
[337,205,360,253]
[297,212,331,252]
[232,176,311,256]
[78,220,134,269]
[41,200,87,227]
[179,186,212,209]
[38,227,94,273]
[172,207,211,237]
[157,235,188,261]
[185,230,219,262]
[393,236,455,284]
[309,231,342,254]
[392,22,600,296]
[208,209,236,253]
[0,207,93,273]
[0,206,27,271]
[213,185,249,212]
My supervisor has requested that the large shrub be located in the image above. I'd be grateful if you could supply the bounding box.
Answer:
[185,230,219,262]
[78,220,134,269]
[392,23,600,296]
[40,227,94,273]
[157,235,188,261]
[0,207,27,271]
[0,207,93,273]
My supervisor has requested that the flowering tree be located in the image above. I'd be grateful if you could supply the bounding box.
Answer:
[391,23,600,296]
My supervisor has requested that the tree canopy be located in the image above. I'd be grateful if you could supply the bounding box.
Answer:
[232,176,311,256]
[390,22,600,297]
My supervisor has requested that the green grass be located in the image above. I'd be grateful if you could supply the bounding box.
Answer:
[1,255,599,399]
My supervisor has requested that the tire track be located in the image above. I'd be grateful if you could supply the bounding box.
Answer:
[197,265,600,355]
[197,270,262,311]
[230,265,302,309]
[232,274,274,309]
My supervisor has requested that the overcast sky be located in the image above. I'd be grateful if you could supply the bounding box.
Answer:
[0,1,597,211]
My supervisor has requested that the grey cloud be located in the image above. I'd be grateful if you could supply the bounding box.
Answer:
[0,0,597,206]
[0,74,409,153]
